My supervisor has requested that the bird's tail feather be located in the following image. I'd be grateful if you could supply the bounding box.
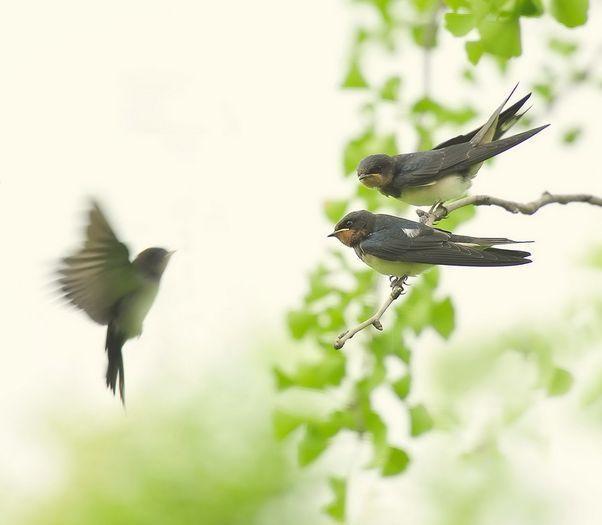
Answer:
[470,83,519,145]
[494,93,531,140]
[459,124,549,170]
[105,324,126,406]
[432,92,531,150]
[483,246,532,263]
[450,234,532,246]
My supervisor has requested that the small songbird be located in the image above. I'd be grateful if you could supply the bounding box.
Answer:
[357,85,549,206]
[56,200,173,405]
[329,210,531,278]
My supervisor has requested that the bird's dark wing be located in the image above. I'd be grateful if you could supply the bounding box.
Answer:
[57,201,140,325]
[398,124,548,186]
[433,93,531,150]
[360,226,531,267]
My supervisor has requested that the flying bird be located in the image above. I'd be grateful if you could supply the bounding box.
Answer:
[329,210,531,278]
[56,200,174,405]
[357,85,549,206]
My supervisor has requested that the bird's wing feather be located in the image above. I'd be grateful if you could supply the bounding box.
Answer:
[57,201,140,325]
[360,226,530,267]
[399,124,548,186]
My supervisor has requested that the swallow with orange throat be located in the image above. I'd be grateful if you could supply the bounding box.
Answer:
[329,210,531,284]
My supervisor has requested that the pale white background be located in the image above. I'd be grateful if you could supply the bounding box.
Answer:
[1,1,602,522]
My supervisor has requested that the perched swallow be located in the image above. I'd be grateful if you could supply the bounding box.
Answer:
[357,86,549,206]
[56,201,173,405]
[329,210,531,277]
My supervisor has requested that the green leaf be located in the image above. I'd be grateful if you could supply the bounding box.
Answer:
[412,0,439,12]
[298,416,344,466]
[533,82,555,104]
[548,37,578,56]
[341,57,369,89]
[380,76,401,101]
[273,410,305,440]
[562,127,582,145]
[324,199,348,223]
[409,404,434,436]
[478,18,521,59]
[323,477,346,522]
[443,0,470,8]
[381,446,410,476]
[298,426,329,466]
[547,367,573,397]
[465,40,484,65]
[288,350,346,390]
[431,297,455,339]
[412,23,438,48]
[411,97,477,125]
[462,68,476,83]
[287,310,316,340]
[392,374,411,400]
[444,13,475,37]
[273,368,294,391]
[368,326,411,363]
[517,0,544,16]
[304,265,332,304]
[550,0,588,28]
[362,407,389,467]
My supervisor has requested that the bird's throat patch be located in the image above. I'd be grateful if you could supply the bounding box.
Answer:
[359,173,385,188]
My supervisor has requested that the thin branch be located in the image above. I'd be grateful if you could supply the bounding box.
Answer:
[334,278,406,349]
[417,191,602,226]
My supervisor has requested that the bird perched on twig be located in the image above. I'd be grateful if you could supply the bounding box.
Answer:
[329,210,531,286]
[356,85,549,206]
[56,200,174,405]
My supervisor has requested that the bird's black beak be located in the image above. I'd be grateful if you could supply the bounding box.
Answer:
[328,228,349,238]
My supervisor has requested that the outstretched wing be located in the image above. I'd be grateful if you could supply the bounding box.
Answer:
[360,225,531,267]
[56,201,140,324]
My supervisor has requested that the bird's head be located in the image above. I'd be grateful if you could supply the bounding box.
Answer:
[133,247,175,280]
[328,210,375,247]
[357,154,394,189]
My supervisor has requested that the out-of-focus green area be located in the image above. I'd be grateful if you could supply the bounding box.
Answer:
[8,365,328,525]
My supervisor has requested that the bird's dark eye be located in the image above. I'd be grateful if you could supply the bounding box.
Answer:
[345,220,353,227]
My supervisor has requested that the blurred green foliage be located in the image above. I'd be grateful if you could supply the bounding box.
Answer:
[276,0,599,521]
[19,371,329,525]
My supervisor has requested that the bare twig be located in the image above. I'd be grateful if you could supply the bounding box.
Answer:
[334,277,407,349]
[417,191,602,226]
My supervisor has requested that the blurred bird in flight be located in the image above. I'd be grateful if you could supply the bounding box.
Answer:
[356,85,549,206]
[56,200,173,405]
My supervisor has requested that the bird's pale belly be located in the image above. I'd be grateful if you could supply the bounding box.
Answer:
[115,283,160,340]
[362,254,431,277]
[400,175,471,206]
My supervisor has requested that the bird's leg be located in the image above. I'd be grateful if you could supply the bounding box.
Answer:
[417,201,448,226]
[428,200,443,215]
[389,275,408,297]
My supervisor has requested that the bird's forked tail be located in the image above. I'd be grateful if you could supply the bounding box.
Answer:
[105,324,126,406]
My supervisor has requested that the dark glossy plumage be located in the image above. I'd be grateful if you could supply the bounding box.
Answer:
[357,86,549,205]
[332,210,531,270]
